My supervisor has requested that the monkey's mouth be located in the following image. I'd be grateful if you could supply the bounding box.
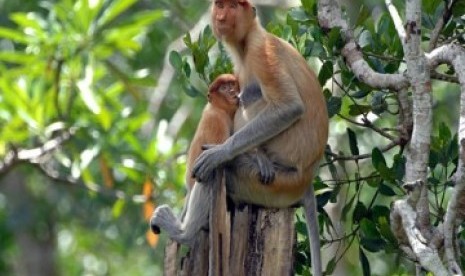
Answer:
[215,23,232,35]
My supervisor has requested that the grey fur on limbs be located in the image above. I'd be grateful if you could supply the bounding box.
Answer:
[150,180,211,246]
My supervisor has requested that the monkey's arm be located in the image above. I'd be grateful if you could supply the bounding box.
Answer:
[192,82,304,182]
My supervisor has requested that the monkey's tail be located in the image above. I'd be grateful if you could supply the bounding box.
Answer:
[303,184,322,276]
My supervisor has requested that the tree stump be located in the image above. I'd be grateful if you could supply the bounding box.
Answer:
[163,170,296,275]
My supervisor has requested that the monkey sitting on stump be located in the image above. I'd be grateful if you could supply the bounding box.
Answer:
[151,1,328,276]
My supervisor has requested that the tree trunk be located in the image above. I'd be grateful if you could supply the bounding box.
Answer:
[163,171,296,275]
[0,167,58,276]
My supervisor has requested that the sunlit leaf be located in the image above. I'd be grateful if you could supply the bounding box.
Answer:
[10,12,45,33]
[98,0,137,27]
[77,65,101,114]
[97,107,112,130]
[0,27,30,44]
[112,199,126,218]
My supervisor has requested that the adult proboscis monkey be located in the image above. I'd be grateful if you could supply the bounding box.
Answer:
[151,1,328,275]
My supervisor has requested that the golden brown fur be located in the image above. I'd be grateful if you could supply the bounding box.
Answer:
[185,74,240,190]
[211,0,328,207]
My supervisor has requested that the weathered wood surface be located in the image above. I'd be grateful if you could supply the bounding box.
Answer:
[163,170,295,276]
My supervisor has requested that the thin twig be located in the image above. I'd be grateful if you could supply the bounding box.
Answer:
[325,140,401,162]
[430,70,459,84]
[428,0,457,51]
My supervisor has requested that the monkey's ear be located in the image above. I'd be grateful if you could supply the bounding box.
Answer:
[252,6,256,17]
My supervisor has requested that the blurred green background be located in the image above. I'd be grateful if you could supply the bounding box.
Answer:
[0,0,463,275]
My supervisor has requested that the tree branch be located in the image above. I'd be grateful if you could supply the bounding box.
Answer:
[403,0,433,240]
[391,199,448,276]
[317,0,409,90]
[426,42,465,275]
[0,128,74,175]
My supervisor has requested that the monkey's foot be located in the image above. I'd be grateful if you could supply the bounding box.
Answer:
[150,205,182,237]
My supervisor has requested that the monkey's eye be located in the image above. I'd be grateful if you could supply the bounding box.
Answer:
[219,85,229,93]
[215,1,224,8]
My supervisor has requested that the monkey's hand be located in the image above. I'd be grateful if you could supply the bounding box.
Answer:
[192,144,230,183]
[255,150,275,185]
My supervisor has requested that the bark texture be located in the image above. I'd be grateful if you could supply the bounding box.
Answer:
[162,173,296,276]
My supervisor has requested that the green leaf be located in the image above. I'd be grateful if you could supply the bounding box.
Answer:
[169,51,183,71]
[360,218,380,238]
[356,5,370,26]
[372,205,391,221]
[0,52,37,64]
[98,0,137,27]
[112,199,126,218]
[97,107,112,131]
[392,154,406,181]
[0,27,29,44]
[183,32,192,47]
[379,183,396,196]
[348,104,371,116]
[326,96,341,118]
[128,76,157,87]
[353,201,367,223]
[439,121,452,142]
[429,150,439,169]
[341,194,356,221]
[184,83,201,98]
[301,0,315,14]
[360,237,385,252]
[358,30,373,49]
[10,12,44,32]
[295,220,307,235]
[77,66,101,114]
[289,8,311,22]
[359,248,371,276]
[378,216,398,244]
[351,90,369,99]
[423,0,442,14]
[371,91,387,115]
[306,40,326,58]
[107,10,164,33]
[183,60,191,78]
[327,27,342,52]
[316,191,332,209]
[372,148,395,182]
[325,258,337,275]
[371,147,386,170]
[318,61,333,85]
[347,128,359,156]
[452,1,465,16]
